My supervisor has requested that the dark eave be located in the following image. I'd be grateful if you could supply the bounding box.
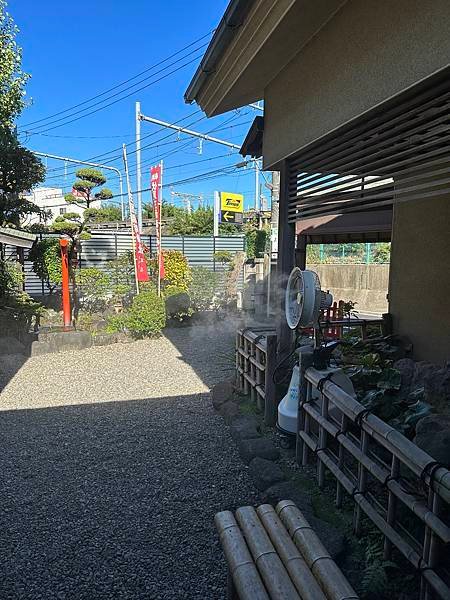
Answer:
[184,0,256,105]
[239,116,264,158]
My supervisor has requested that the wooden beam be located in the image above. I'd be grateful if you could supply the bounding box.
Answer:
[276,160,296,359]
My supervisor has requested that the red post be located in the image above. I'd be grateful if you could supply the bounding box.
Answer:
[60,239,71,328]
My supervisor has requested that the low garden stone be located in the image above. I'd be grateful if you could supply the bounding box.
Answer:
[248,457,285,490]
[424,365,450,408]
[414,415,450,467]
[229,415,260,441]
[261,481,313,517]
[238,438,280,464]
[211,380,234,411]
[219,401,239,424]
[92,333,118,347]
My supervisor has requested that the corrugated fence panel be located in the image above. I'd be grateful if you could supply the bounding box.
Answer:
[19,232,245,297]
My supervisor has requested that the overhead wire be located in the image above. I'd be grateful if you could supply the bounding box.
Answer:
[20,29,214,129]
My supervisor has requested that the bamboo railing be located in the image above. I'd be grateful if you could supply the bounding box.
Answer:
[235,327,278,426]
[297,365,450,600]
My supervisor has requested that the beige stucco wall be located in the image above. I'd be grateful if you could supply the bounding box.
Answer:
[389,194,450,365]
[263,0,450,167]
[308,264,389,315]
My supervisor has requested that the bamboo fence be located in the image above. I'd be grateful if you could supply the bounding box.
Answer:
[297,365,450,600]
[235,327,278,426]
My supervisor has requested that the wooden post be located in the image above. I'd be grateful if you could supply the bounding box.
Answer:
[264,334,277,426]
[276,160,296,361]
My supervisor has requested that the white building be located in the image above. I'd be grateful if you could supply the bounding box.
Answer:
[24,187,101,225]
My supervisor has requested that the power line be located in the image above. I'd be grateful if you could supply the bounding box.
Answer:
[20,30,214,129]
[24,51,206,135]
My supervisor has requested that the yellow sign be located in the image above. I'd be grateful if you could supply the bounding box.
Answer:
[220,192,244,213]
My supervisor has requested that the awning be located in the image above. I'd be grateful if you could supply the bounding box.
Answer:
[0,227,37,249]
[296,210,392,244]
[287,66,450,222]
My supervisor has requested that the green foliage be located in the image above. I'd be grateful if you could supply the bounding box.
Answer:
[108,290,166,338]
[372,242,391,264]
[95,187,113,200]
[150,249,192,292]
[0,0,29,126]
[189,266,221,311]
[28,237,62,293]
[105,251,135,298]
[213,250,233,265]
[143,200,183,219]
[168,206,239,236]
[0,258,22,299]
[245,228,268,258]
[75,267,110,312]
[75,168,106,187]
[84,206,122,223]
[0,129,46,226]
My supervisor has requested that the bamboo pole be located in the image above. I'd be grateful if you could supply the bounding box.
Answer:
[256,505,326,600]
[215,511,269,600]
[305,368,450,503]
[235,506,301,599]
[276,501,359,600]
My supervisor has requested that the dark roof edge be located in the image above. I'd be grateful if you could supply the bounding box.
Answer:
[184,0,256,105]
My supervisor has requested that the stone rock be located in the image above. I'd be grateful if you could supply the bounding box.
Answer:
[115,332,134,344]
[230,415,260,441]
[238,438,280,464]
[211,380,234,411]
[424,366,450,408]
[412,361,437,389]
[219,400,239,424]
[261,481,313,518]
[414,415,450,467]
[248,457,285,490]
[416,414,450,436]
[0,336,25,356]
[165,292,190,317]
[93,333,118,346]
[393,358,415,396]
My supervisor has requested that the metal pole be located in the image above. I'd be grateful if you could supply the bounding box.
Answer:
[31,150,124,216]
[122,144,140,295]
[135,101,142,232]
[139,113,240,150]
[255,159,260,211]
[214,191,220,237]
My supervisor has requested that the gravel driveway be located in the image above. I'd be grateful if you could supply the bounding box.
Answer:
[0,324,258,599]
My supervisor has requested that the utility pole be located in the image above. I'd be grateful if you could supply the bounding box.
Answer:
[31,150,125,219]
[170,189,203,213]
[135,101,142,232]
[135,105,263,233]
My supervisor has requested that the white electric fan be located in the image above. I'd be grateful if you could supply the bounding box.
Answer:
[277,268,355,440]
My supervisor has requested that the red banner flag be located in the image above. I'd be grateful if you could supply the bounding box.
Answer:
[151,164,165,280]
[128,188,149,283]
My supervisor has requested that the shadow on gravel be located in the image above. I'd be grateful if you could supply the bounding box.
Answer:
[163,317,244,389]
[0,351,30,395]
[0,393,259,600]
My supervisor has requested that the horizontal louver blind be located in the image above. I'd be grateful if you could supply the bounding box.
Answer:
[287,69,450,222]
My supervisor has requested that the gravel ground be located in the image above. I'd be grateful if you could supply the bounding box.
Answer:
[0,323,258,599]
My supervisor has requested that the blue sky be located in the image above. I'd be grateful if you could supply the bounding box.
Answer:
[10,0,264,211]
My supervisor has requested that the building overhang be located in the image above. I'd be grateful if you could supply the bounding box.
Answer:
[296,210,392,244]
[0,227,37,249]
[185,0,346,116]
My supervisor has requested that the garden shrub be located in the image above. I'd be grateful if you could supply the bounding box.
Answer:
[28,238,63,293]
[245,229,268,258]
[189,266,221,311]
[164,285,191,321]
[108,289,165,338]
[75,267,111,312]
[150,249,192,292]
